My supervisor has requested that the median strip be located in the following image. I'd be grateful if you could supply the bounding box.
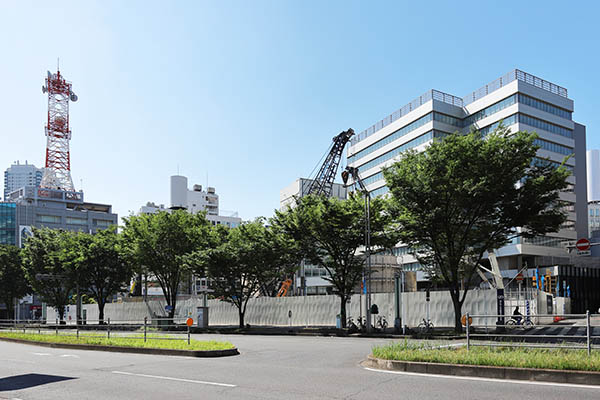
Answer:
[0,332,238,358]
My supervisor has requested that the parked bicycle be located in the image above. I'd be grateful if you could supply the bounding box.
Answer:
[418,318,434,334]
[356,316,367,332]
[346,317,358,331]
[376,315,388,331]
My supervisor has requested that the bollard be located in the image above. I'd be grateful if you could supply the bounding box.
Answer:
[187,324,190,345]
[107,318,111,340]
[76,322,79,339]
[466,313,470,351]
[55,319,58,336]
[144,317,147,343]
[587,310,591,356]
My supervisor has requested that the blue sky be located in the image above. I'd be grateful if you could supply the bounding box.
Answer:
[0,1,597,221]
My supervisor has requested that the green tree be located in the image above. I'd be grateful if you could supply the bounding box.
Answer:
[383,127,570,332]
[0,245,31,320]
[191,219,301,328]
[273,195,396,328]
[21,228,78,321]
[75,228,134,323]
[122,210,212,319]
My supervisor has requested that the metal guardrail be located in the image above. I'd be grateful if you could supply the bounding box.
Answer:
[0,318,194,345]
[465,312,598,355]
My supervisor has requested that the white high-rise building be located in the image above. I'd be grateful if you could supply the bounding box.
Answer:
[3,161,43,200]
[346,69,587,286]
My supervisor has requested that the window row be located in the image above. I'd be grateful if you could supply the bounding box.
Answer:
[355,130,448,173]
[348,113,433,164]
[519,113,573,138]
[433,112,462,128]
[532,157,574,173]
[479,114,518,136]
[463,94,517,127]
[534,138,573,156]
[522,235,571,248]
[518,94,572,120]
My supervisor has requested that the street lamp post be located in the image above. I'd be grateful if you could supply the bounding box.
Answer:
[342,166,373,333]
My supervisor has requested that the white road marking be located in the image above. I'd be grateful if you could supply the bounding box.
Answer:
[363,367,600,390]
[59,354,79,358]
[30,352,50,356]
[111,371,236,388]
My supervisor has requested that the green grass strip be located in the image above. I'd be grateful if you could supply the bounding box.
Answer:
[372,340,600,372]
[0,331,234,351]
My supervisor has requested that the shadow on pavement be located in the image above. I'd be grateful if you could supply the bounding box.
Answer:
[0,373,76,391]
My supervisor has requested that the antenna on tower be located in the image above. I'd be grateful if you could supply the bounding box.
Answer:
[57,57,60,71]
[40,66,76,192]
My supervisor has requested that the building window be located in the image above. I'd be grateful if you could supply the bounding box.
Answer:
[66,217,87,225]
[38,214,61,224]
[94,219,112,227]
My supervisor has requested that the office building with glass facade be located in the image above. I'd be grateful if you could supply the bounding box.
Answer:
[0,202,16,245]
[2,186,118,247]
[347,69,587,279]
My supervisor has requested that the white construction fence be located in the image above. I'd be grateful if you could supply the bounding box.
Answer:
[45,289,557,328]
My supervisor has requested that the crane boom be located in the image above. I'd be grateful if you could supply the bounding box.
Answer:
[306,128,354,196]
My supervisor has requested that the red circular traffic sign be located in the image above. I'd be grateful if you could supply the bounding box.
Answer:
[516,273,523,282]
[576,238,591,251]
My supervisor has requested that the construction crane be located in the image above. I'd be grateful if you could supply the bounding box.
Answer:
[277,279,293,297]
[306,129,354,196]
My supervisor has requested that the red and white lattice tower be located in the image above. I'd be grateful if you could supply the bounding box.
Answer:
[40,69,78,191]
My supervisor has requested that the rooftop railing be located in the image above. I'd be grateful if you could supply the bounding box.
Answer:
[463,69,568,105]
[352,69,569,146]
[351,89,462,145]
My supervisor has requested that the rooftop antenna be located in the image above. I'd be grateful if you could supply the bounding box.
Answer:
[57,57,59,72]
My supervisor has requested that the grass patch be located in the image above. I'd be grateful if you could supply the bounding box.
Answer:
[0,331,234,351]
[372,340,600,372]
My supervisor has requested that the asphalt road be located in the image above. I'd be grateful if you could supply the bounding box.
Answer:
[0,334,599,399]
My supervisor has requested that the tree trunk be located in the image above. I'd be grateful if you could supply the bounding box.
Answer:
[58,307,66,322]
[238,308,245,329]
[168,290,177,320]
[450,291,463,333]
[4,298,14,321]
[98,300,105,324]
[340,296,347,328]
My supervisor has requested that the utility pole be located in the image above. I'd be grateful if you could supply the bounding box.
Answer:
[342,166,372,332]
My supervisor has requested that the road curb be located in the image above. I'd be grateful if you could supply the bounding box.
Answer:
[363,356,600,385]
[0,337,239,358]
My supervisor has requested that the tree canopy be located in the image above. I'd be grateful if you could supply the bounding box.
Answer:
[74,228,134,322]
[0,244,31,319]
[273,194,397,327]
[21,228,78,321]
[383,127,570,331]
[190,218,301,328]
[122,210,212,319]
